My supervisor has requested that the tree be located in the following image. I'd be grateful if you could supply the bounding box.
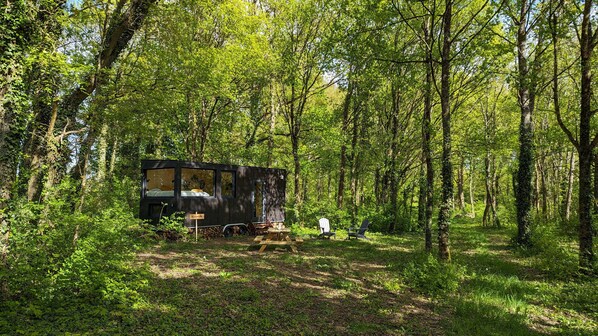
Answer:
[24,0,158,202]
[554,0,597,272]
[270,0,336,208]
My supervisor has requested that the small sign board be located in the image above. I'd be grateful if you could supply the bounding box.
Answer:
[189,213,205,220]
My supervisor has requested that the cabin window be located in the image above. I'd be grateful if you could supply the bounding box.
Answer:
[181,168,214,197]
[145,168,175,197]
[254,181,264,220]
[221,171,235,197]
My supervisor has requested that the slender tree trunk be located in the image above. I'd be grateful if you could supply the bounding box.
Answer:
[483,155,492,227]
[457,154,465,212]
[491,159,500,227]
[470,158,476,218]
[417,163,426,230]
[96,123,109,182]
[540,156,548,217]
[349,99,360,222]
[337,81,353,209]
[388,84,400,233]
[578,0,595,271]
[532,161,541,214]
[267,82,277,167]
[109,137,118,177]
[292,135,301,206]
[422,16,434,252]
[564,151,575,221]
[594,154,598,214]
[438,0,453,261]
[515,0,535,247]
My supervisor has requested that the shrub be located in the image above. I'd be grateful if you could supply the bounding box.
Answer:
[152,212,188,241]
[3,178,147,306]
[402,254,466,296]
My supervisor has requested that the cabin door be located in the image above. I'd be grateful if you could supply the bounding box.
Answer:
[252,180,265,222]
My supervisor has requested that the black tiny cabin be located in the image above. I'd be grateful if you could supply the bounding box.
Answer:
[139,160,286,233]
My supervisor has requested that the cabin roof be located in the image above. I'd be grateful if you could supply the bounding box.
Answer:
[141,159,286,174]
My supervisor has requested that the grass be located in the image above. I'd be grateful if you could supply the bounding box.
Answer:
[1,217,597,335]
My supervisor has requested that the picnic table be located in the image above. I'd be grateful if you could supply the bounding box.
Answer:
[254,227,303,253]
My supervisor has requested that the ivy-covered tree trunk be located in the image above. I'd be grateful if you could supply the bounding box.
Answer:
[515,0,535,247]
[438,0,453,261]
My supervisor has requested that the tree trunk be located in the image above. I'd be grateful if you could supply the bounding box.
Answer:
[267,82,277,167]
[337,81,353,209]
[417,164,426,230]
[578,0,595,271]
[0,63,20,212]
[108,137,118,177]
[515,0,535,247]
[594,154,598,214]
[470,158,476,218]
[388,83,400,233]
[349,97,360,223]
[96,123,109,182]
[564,151,575,221]
[483,155,492,227]
[437,0,453,261]
[422,16,434,253]
[292,135,301,206]
[457,153,465,212]
[540,156,548,217]
[491,160,500,227]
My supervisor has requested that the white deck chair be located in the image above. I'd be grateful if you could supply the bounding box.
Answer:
[318,218,336,239]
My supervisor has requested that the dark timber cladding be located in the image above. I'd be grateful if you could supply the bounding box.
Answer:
[139,160,286,228]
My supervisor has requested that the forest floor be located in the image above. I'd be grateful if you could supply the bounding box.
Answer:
[123,218,597,335]
[3,218,597,335]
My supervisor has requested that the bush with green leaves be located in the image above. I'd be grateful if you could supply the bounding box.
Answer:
[151,212,188,241]
[292,199,352,229]
[402,254,466,296]
[1,177,147,307]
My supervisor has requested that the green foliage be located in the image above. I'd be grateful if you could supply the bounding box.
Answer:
[297,199,351,228]
[362,203,416,233]
[2,216,597,335]
[402,254,466,296]
[2,178,147,307]
[151,212,188,241]
[529,223,579,279]
[331,276,359,290]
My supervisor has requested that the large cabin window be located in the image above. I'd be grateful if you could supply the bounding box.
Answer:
[145,168,175,197]
[221,171,235,197]
[181,168,214,197]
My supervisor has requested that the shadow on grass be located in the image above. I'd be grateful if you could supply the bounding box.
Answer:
[4,226,595,336]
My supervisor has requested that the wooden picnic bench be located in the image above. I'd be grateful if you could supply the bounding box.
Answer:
[254,227,303,253]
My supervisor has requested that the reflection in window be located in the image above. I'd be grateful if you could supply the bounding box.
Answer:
[181,168,214,197]
[222,171,235,197]
[145,169,175,197]
[254,181,263,219]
